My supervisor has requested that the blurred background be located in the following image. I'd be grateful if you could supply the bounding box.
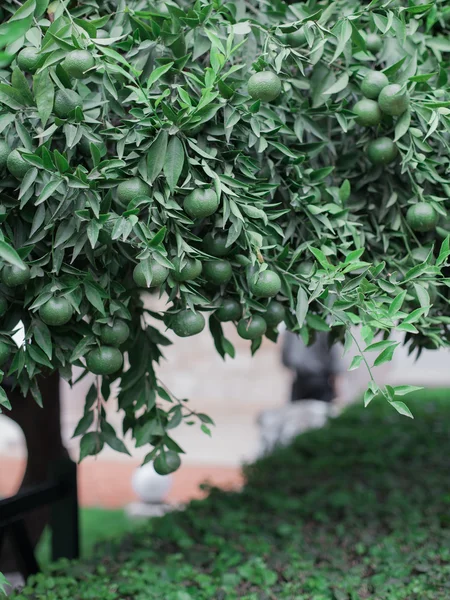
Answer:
[1,292,450,560]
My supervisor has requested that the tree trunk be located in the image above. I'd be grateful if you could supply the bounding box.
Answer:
[0,372,68,572]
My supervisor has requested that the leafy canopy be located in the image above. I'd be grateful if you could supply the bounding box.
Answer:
[0,0,450,467]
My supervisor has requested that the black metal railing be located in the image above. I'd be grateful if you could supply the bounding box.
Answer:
[0,458,79,577]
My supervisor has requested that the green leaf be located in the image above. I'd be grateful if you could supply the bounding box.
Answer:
[37,178,64,204]
[412,283,430,309]
[364,381,379,407]
[388,291,407,317]
[102,429,130,455]
[70,334,95,363]
[35,0,49,17]
[79,432,104,461]
[84,283,106,315]
[19,167,38,201]
[373,343,399,367]
[33,320,52,360]
[392,385,423,397]
[27,344,53,369]
[10,0,36,21]
[87,220,100,249]
[147,131,168,183]
[339,179,351,202]
[404,307,427,324]
[135,419,165,448]
[201,424,211,437]
[0,241,25,268]
[147,62,174,89]
[33,69,54,127]
[348,355,363,371]
[436,235,450,266]
[296,286,308,328]
[394,109,411,142]
[323,72,349,95]
[0,386,11,412]
[164,136,184,191]
[389,400,414,419]
[12,68,34,106]
[54,150,70,173]
[396,322,418,334]
[309,247,330,269]
[0,19,33,50]
[364,340,397,353]
[0,84,26,110]
[149,226,167,248]
[73,411,94,437]
[306,314,330,332]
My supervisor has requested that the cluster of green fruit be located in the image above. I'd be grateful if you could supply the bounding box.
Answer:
[354,71,407,164]
[0,49,94,181]
[354,70,439,234]
[128,187,285,340]
[18,46,91,117]
[0,261,129,375]
[112,176,287,341]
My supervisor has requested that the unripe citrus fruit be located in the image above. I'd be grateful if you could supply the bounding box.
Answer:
[2,264,30,287]
[248,71,282,102]
[361,71,389,100]
[366,33,382,53]
[17,47,41,73]
[0,341,11,366]
[353,99,382,126]
[117,178,151,203]
[237,315,267,340]
[216,298,242,322]
[0,296,8,317]
[378,84,410,117]
[367,137,398,165]
[249,269,281,298]
[133,259,169,288]
[62,50,95,79]
[203,260,232,285]
[171,309,205,337]
[54,89,82,118]
[100,320,130,346]
[202,231,230,256]
[86,346,123,375]
[0,140,10,170]
[406,203,438,233]
[154,450,181,475]
[172,257,202,282]
[7,150,30,180]
[263,300,286,327]
[184,188,219,219]
[39,297,73,326]
[284,29,307,47]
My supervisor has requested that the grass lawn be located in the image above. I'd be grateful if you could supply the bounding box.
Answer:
[9,388,450,599]
[35,507,138,567]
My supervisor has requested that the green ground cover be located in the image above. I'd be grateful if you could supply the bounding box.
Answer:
[9,388,450,599]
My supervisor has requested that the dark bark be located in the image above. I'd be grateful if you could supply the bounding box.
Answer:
[0,372,68,572]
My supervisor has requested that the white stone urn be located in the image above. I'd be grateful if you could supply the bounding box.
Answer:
[131,462,173,504]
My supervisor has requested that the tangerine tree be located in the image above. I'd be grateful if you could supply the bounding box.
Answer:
[0,0,450,480]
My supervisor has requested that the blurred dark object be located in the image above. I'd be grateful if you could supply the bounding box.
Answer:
[282,331,341,403]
